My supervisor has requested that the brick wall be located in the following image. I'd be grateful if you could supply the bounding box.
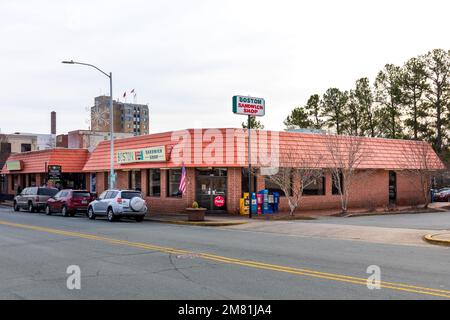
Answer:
[396,171,426,206]
[275,170,390,213]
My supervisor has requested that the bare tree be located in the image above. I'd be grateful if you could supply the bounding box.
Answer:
[260,150,324,216]
[400,141,443,208]
[325,134,367,215]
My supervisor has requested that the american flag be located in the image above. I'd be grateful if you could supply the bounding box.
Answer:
[178,162,187,195]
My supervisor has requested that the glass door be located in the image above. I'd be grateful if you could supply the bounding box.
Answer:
[195,168,227,213]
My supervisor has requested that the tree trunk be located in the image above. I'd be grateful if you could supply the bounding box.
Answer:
[288,199,296,216]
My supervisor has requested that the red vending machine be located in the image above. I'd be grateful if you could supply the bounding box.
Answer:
[256,193,263,214]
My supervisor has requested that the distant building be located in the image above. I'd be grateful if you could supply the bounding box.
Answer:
[68,130,134,151]
[56,134,68,148]
[91,96,149,135]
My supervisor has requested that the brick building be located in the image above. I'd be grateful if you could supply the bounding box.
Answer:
[1,128,445,214]
[92,96,149,135]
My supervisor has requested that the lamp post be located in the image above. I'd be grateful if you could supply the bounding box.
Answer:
[62,60,115,189]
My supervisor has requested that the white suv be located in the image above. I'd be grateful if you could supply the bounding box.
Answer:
[87,190,147,222]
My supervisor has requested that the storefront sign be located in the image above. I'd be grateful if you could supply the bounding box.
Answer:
[6,160,22,171]
[214,195,225,207]
[48,165,62,180]
[232,95,265,116]
[117,146,166,164]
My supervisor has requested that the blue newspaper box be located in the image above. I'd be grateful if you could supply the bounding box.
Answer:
[250,192,258,214]
[258,189,273,214]
[273,192,280,213]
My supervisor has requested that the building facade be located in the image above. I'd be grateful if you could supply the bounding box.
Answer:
[91,96,149,135]
[1,128,445,214]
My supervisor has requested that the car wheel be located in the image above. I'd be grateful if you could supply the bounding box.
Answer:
[61,206,69,217]
[45,205,52,215]
[13,201,20,212]
[87,207,96,220]
[135,216,144,222]
[107,208,116,222]
[28,202,35,213]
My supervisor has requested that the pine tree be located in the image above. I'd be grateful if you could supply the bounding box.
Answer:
[401,57,430,140]
[242,116,264,129]
[321,88,348,135]
[424,49,450,154]
[374,64,404,139]
[283,106,312,130]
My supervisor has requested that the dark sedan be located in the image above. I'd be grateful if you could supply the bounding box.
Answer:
[434,188,450,202]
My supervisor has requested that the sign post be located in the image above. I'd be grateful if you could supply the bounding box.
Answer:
[232,95,265,219]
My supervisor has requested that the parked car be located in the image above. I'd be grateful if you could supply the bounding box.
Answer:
[434,188,450,202]
[13,187,59,212]
[45,189,92,217]
[87,189,147,222]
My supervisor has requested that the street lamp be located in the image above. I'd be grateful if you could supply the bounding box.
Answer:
[62,60,115,189]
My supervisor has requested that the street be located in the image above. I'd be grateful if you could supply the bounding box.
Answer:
[0,206,449,299]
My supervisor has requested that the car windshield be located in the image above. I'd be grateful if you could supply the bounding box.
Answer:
[38,188,58,196]
[121,191,142,199]
[73,191,90,198]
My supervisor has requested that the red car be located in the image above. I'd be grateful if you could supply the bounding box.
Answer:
[45,189,93,217]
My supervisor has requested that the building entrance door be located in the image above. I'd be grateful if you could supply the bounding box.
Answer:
[389,171,397,205]
[195,168,227,213]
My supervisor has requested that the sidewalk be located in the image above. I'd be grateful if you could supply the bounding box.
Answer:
[222,219,442,247]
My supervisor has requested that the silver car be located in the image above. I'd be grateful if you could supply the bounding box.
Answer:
[87,190,148,222]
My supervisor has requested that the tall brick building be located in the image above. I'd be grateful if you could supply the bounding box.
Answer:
[91,96,149,136]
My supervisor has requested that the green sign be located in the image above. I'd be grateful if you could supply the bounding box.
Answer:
[233,95,265,116]
[117,146,166,164]
[6,160,22,171]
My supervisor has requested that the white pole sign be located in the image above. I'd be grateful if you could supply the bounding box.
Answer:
[232,95,265,116]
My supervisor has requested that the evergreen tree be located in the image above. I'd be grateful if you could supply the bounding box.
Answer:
[283,106,312,130]
[321,88,348,135]
[242,116,264,129]
[374,64,404,139]
[401,57,430,140]
[304,94,324,129]
[354,77,377,137]
[424,49,450,154]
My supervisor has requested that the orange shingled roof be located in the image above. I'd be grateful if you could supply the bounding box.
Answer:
[1,148,90,174]
[82,129,445,171]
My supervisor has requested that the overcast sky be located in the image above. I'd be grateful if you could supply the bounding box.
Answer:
[0,0,449,135]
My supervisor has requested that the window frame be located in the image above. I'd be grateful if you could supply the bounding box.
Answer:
[147,169,161,197]
[166,169,182,198]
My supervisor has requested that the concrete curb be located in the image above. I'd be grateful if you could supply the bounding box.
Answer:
[423,233,450,247]
[147,218,248,227]
[346,208,445,218]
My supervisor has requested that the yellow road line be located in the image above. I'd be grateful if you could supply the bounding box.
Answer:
[0,219,449,299]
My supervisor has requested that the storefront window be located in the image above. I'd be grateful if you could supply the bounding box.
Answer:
[332,171,344,195]
[303,172,325,196]
[104,173,109,190]
[167,169,182,198]
[28,174,36,187]
[90,173,97,193]
[264,177,288,197]
[147,169,161,197]
[128,170,142,191]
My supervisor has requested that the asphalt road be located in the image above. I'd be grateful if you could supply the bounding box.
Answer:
[0,206,449,300]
